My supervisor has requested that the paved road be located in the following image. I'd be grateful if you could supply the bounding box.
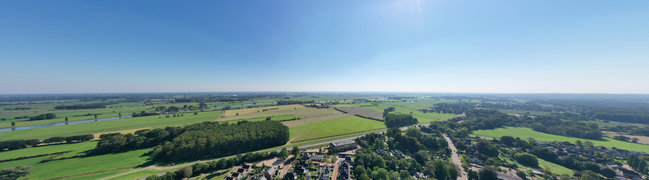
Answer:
[442,133,467,180]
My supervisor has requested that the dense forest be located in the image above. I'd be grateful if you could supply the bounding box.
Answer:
[384,114,418,128]
[151,120,289,162]
[95,120,289,162]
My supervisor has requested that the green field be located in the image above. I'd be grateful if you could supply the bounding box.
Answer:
[0,140,151,179]
[473,127,649,153]
[228,114,297,124]
[0,110,222,141]
[538,158,573,176]
[356,101,457,123]
[289,116,386,142]
[0,141,97,160]
[27,148,151,179]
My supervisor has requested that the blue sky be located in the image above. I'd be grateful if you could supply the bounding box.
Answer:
[1,0,648,94]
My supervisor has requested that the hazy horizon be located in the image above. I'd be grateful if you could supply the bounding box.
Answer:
[2,0,648,94]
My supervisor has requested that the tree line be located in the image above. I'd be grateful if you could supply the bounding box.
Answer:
[54,102,113,110]
[384,114,418,128]
[28,113,56,121]
[0,134,94,152]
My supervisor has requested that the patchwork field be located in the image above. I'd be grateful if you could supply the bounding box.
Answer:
[473,127,649,153]
[289,116,386,142]
[603,131,649,145]
[218,105,351,128]
[222,105,304,117]
[0,110,222,141]
[334,105,384,120]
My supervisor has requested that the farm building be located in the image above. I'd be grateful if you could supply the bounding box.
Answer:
[329,141,357,152]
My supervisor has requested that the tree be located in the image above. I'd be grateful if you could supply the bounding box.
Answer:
[183,166,193,178]
[433,159,449,180]
[514,153,539,167]
[500,136,515,146]
[279,148,289,160]
[516,170,527,180]
[0,166,32,180]
[372,168,389,180]
[389,171,400,180]
[414,150,429,165]
[579,170,602,180]
[291,146,300,156]
[479,167,498,180]
[359,173,370,180]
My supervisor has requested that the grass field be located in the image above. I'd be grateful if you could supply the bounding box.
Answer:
[228,114,297,124]
[0,106,151,128]
[27,148,151,179]
[0,141,97,160]
[538,158,573,176]
[504,155,573,176]
[0,110,222,141]
[355,102,457,123]
[222,105,303,117]
[0,140,151,179]
[473,127,649,153]
[289,116,385,142]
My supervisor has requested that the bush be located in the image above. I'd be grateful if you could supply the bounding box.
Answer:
[514,153,539,167]
[0,166,32,180]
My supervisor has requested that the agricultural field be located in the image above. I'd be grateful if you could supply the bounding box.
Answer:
[218,104,350,128]
[354,101,457,123]
[603,131,649,145]
[0,140,151,179]
[222,104,304,117]
[0,141,97,161]
[0,110,222,140]
[334,105,384,120]
[473,127,649,153]
[289,116,386,142]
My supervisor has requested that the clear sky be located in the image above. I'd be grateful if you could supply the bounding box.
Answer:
[1,0,648,94]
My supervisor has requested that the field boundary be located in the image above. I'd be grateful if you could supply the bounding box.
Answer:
[44,166,137,180]
[290,127,386,144]
[0,150,71,163]
[333,107,384,122]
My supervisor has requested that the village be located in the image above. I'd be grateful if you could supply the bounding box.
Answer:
[223,140,359,180]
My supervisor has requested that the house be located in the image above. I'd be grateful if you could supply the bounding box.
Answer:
[330,141,357,152]
[311,155,323,162]
[264,167,277,180]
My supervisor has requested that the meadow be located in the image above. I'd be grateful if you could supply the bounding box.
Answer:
[0,140,151,179]
[289,116,386,142]
[473,127,649,153]
[0,110,222,140]
[355,101,457,123]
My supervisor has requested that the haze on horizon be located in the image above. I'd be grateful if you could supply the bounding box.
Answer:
[1,0,648,94]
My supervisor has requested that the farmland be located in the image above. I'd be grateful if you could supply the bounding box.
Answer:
[353,101,457,123]
[334,105,384,120]
[1,110,223,140]
[289,116,386,142]
[473,127,649,153]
